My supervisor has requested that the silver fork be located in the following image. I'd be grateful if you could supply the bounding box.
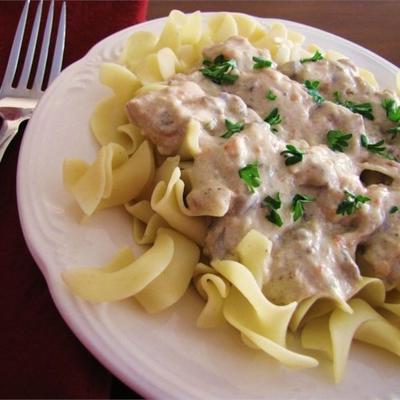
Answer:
[0,0,66,161]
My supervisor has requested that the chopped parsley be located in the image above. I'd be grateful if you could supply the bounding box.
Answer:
[382,98,400,122]
[262,193,283,227]
[292,194,315,221]
[262,192,282,210]
[336,190,370,216]
[238,162,261,193]
[347,101,374,120]
[390,206,399,214]
[300,50,324,64]
[327,130,353,152]
[267,209,284,227]
[221,119,245,139]
[253,56,272,69]
[280,144,304,165]
[360,134,395,160]
[264,108,282,132]
[334,91,374,120]
[304,80,325,104]
[266,89,277,101]
[201,55,238,85]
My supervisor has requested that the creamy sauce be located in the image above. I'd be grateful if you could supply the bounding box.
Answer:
[279,58,400,157]
[127,36,400,304]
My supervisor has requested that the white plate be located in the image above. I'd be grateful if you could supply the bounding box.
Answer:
[17,14,400,399]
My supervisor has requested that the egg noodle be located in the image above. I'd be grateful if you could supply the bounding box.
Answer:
[62,11,400,382]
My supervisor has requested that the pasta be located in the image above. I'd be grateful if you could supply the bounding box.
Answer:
[194,263,229,328]
[301,298,400,382]
[62,10,400,383]
[64,140,155,215]
[62,227,199,311]
[125,200,169,245]
[150,166,208,244]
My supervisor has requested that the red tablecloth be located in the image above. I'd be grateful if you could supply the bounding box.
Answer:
[0,1,148,398]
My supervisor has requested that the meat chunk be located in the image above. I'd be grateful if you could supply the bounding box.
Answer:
[187,122,280,218]
[203,35,272,71]
[279,59,366,99]
[222,68,315,140]
[126,80,261,155]
[290,144,362,190]
[279,58,399,136]
[264,220,361,304]
[309,102,365,149]
[126,81,202,155]
[358,189,400,289]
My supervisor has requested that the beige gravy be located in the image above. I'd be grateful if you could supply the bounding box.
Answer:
[127,36,400,304]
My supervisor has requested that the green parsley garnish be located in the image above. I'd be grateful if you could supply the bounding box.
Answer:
[347,101,374,120]
[390,206,399,214]
[304,80,325,104]
[201,55,238,85]
[334,91,374,120]
[253,56,272,69]
[239,162,261,193]
[221,119,245,139]
[280,144,304,165]
[387,125,400,139]
[382,98,400,122]
[300,50,324,64]
[336,190,370,216]
[262,192,282,210]
[292,194,315,221]
[264,108,282,132]
[327,130,353,152]
[262,193,283,227]
[267,209,284,227]
[266,89,277,101]
[360,134,395,160]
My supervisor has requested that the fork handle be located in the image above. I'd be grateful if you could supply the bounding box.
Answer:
[0,115,30,162]
[0,126,19,161]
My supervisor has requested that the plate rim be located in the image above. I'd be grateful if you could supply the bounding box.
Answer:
[16,13,400,399]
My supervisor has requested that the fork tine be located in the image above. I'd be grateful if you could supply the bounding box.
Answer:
[0,0,30,95]
[48,1,66,85]
[18,0,43,88]
[32,0,54,92]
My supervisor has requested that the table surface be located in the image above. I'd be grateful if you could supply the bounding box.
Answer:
[149,0,400,67]
[1,1,399,399]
